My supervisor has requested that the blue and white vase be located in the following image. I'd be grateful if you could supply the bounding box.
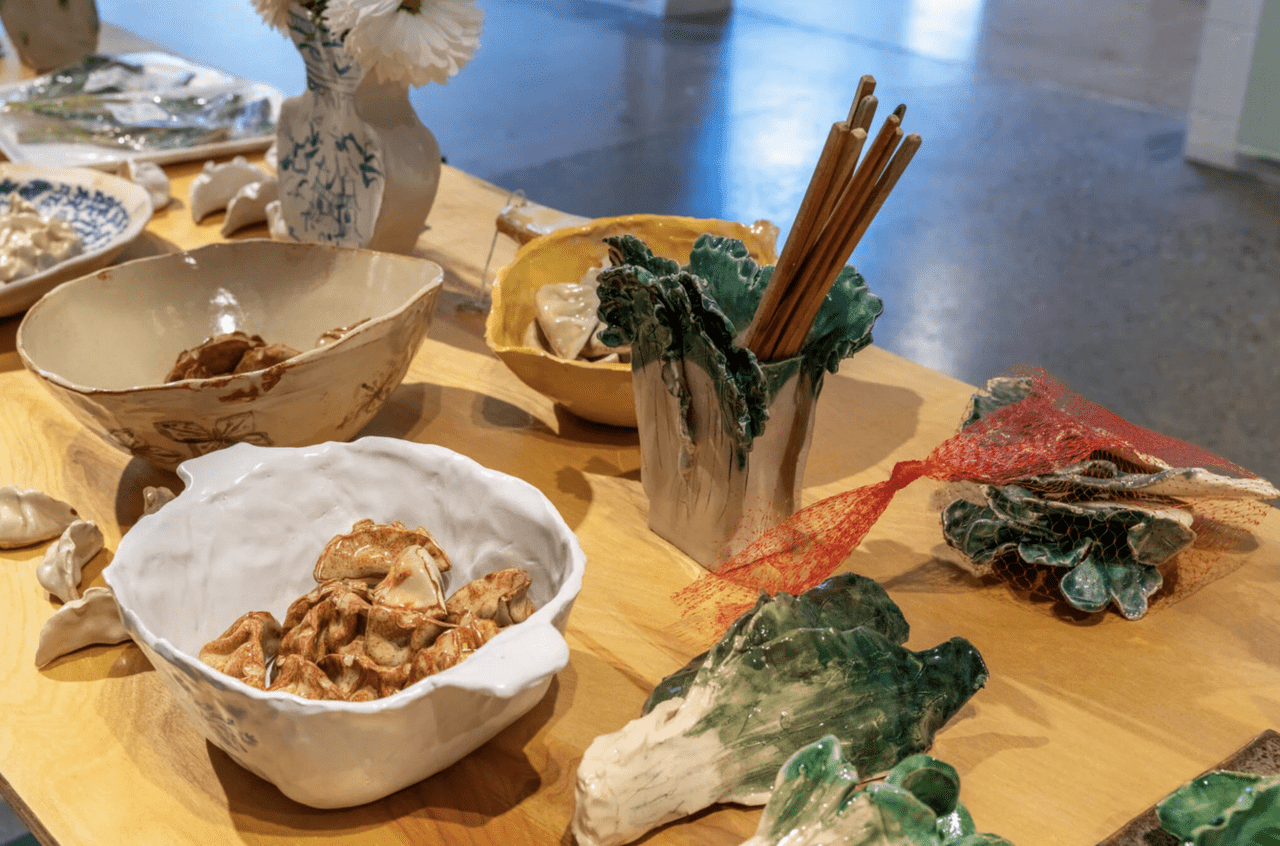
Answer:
[276,5,441,254]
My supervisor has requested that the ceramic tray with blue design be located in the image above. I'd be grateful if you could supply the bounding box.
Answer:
[0,163,152,317]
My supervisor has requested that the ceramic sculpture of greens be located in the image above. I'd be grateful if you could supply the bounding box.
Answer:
[571,573,989,846]
[596,233,882,460]
[1156,770,1280,845]
[739,739,1014,846]
[937,377,1279,620]
[594,232,883,568]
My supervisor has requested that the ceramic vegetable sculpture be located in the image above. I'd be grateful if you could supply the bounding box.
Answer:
[571,573,988,846]
[595,234,882,568]
[937,377,1279,620]
[740,740,1014,846]
[1156,770,1280,845]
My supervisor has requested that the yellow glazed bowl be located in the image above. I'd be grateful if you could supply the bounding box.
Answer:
[485,214,779,428]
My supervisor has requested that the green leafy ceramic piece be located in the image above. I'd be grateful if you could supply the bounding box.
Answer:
[571,579,987,846]
[940,484,1195,619]
[740,740,1016,846]
[643,571,911,713]
[957,375,1035,430]
[595,233,882,455]
[1156,770,1280,845]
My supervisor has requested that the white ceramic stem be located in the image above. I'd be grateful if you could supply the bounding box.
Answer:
[635,357,820,570]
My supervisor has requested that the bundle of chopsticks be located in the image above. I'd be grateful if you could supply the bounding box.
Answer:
[741,75,920,362]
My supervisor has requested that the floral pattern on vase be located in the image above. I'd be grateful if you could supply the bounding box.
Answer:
[276,5,441,254]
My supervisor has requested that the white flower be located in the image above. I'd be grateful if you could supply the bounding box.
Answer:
[251,0,296,32]
[323,0,484,87]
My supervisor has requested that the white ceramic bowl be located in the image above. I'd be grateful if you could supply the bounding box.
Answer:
[17,240,443,471]
[104,437,586,809]
[0,163,153,317]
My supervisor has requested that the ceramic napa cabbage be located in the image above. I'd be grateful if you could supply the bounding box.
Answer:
[17,240,443,471]
[571,573,987,846]
[103,437,586,808]
[741,741,1015,846]
[940,484,1195,620]
[1156,771,1280,846]
[938,376,1279,620]
[595,233,882,569]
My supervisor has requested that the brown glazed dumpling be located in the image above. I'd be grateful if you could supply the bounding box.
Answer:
[232,342,302,374]
[166,331,262,382]
[318,651,410,701]
[313,519,453,584]
[268,653,344,700]
[279,582,372,663]
[444,567,535,627]
[407,612,500,684]
[198,610,283,689]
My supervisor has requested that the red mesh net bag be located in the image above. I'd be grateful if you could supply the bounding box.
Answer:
[675,368,1278,626]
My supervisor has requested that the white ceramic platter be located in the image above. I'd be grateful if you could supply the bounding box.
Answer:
[0,163,152,317]
[0,52,283,170]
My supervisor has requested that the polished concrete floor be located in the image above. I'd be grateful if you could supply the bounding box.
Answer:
[4,0,1279,840]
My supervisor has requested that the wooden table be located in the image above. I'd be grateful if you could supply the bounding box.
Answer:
[2,150,1279,846]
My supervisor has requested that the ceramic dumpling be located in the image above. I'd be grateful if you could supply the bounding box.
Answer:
[34,586,130,667]
[142,486,176,515]
[199,611,283,690]
[118,159,171,211]
[313,519,452,583]
[373,545,448,616]
[221,177,280,236]
[0,486,78,548]
[445,568,535,627]
[534,282,602,360]
[36,519,104,602]
[189,156,270,223]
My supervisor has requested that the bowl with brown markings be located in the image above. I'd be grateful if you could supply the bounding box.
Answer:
[17,239,442,471]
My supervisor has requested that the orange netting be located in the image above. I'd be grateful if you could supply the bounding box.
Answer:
[675,368,1274,626]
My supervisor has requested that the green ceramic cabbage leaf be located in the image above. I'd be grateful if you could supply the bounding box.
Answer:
[957,375,1035,430]
[741,740,1015,846]
[941,483,1194,619]
[643,571,911,713]
[571,578,988,846]
[1156,771,1280,845]
[595,233,882,454]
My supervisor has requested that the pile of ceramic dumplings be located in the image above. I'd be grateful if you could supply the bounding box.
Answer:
[200,519,536,701]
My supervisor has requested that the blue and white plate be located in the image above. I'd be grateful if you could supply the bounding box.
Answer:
[0,163,152,317]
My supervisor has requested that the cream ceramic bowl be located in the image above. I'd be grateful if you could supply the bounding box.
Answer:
[17,240,443,471]
[104,437,586,809]
[485,214,779,428]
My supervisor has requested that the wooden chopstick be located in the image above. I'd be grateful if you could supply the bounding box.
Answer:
[743,75,920,362]
[761,115,902,360]
[740,95,866,352]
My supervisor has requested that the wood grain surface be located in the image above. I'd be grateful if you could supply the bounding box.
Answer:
[2,100,1280,846]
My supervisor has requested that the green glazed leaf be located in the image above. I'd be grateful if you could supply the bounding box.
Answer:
[1157,771,1280,845]
[743,740,1016,846]
[643,572,911,713]
[940,483,1194,619]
